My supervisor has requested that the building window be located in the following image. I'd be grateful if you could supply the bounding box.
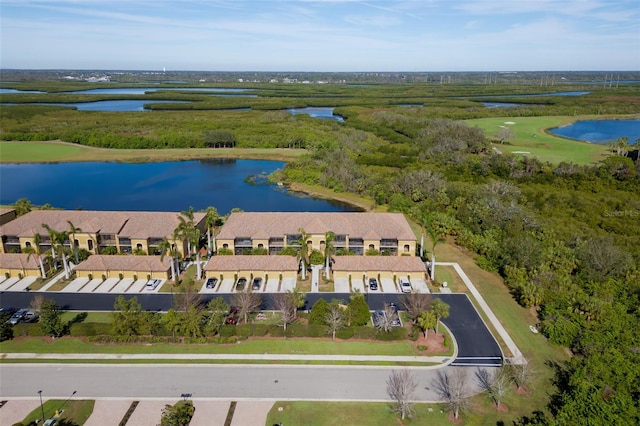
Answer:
[404,244,410,253]
[136,243,143,250]
[223,243,229,249]
[25,241,32,248]
[88,240,94,251]
[368,244,375,250]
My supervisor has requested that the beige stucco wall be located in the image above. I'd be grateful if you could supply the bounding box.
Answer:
[2,267,40,278]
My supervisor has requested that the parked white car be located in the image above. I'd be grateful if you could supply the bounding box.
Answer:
[145,279,161,291]
[399,277,412,293]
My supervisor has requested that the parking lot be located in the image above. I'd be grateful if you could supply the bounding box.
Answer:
[0,272,430,295]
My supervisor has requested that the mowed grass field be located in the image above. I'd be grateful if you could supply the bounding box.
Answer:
[0,140,303,163]
[466,115,617,164]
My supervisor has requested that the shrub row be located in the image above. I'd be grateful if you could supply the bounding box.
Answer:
[71,322,408,341]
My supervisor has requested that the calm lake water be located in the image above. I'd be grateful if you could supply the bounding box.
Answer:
[9,100,189,112]
[549,119,640,143]
[0,159,358,213]
[286,107,344,122]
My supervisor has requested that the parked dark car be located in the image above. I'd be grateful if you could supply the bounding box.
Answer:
[368,278,378,291]
[0,307,17,323]
[235,277,247,292]
[205,278,218,289]
[0,307,17,316]
[23,311,39,323]
[9,309,28,325]
[252,277,263,291]
[372,310,385,327]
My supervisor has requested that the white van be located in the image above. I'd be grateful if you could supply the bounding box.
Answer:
[399,277,412,293]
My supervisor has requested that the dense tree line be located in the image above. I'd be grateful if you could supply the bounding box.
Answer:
[281,111,640,423]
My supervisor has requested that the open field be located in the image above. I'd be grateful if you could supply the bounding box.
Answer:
[0,140,303,163]
[465,115,627,164]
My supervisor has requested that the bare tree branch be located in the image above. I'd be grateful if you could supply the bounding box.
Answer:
[324,304,344,340]
[232,291,262,324]
[400,293,432,323]
[386,369,417,420]
[433,369,471,420]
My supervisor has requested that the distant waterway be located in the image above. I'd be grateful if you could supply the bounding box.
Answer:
[549,119,640,143]
[0,159,358,213]
[286,107,344,122]
[4,100,188,112]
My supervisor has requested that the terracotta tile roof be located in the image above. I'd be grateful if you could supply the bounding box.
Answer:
[74,255,171,272]
[0,208,16,216]
[0,210,205,239]
[332,256,427,272]
[204,255,298,272]
[0,253,43,270]
[217,212,416,241]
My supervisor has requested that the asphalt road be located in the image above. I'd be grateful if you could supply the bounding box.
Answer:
[0,364,490,402]
[0,291,503,366]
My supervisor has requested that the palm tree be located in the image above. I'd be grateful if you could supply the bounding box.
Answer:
[159,237,178,282]
[178,208,203,280]
[423,218,446,281]
[323,231,335,280]
[24,238,46,278]
[178,207,196,255]
[67,220,82,265]
[431,299,450,334]
[417,310,437,338]
[296,228,310,280]
[204,206,219,255]
[42,224,71,279]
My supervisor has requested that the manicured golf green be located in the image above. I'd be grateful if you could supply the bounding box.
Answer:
[466,115,616,164]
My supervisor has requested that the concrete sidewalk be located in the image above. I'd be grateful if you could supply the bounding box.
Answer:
[1,352,453,365]
[2,351,452,363]
[0,399,272,426]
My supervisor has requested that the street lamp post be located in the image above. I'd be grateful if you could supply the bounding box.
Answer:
[37,390,45,424]
[56,390,77,416]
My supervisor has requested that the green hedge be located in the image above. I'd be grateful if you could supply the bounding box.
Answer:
[12,323,46,337]
[69,322,112,337]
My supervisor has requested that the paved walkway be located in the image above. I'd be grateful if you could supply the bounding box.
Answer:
[2,352,453,364]
[0,398,272,426]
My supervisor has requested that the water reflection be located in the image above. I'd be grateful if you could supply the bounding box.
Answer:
[0,159,359,213]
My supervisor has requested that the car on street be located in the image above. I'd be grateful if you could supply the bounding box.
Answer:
[8,309,28,325]
[205,277,218,289]
[235,277,247,292]
[145,279,161,291]
[368,278,378,291]
[252,277,262,291]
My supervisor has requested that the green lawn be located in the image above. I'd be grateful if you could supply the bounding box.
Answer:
[60,311,113,324]
[0,336,420,356]
[21,399,94,425]
[465,115,617,164]
[0,140,303,163]
[267,401,450,426]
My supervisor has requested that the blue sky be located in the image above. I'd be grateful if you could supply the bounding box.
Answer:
[1,0,638,71]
